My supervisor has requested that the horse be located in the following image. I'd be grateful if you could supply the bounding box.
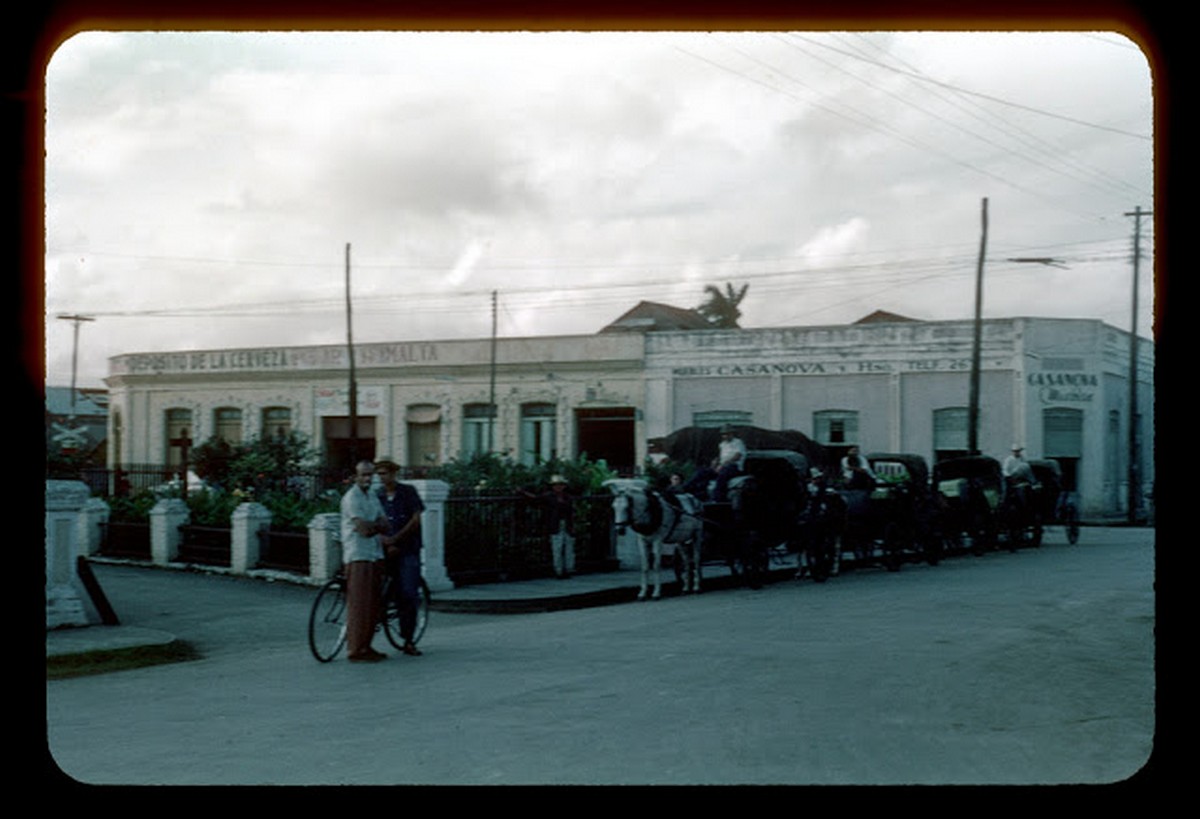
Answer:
[605,479,704,600]
[798,482,847,582]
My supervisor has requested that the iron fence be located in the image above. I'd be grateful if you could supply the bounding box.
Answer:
[256,529,310,575]
[66,466,623,586]
[176,524,231,567]
[98,521,152,560]
[444,493,616,585]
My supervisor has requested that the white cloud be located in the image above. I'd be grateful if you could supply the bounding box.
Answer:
[42,30,1154,388]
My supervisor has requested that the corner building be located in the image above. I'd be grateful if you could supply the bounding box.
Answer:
[642,316,1153,520]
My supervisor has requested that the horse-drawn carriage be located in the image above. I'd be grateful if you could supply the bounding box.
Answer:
[1028,458,1081,545]
[834,453,943,571]
[714,449,815,588]
[933,455,1003,555]
[606,449,821,598]
[997,469,1044,550]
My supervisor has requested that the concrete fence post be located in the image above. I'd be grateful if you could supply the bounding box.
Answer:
[150,498,190,565]
[307,512,342,584]
[405,479,453,592]
[231,502,272,573]
[76,496,110,557]
[46,480,93,629]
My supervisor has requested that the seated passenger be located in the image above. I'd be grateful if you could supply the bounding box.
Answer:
[840,445,877,491]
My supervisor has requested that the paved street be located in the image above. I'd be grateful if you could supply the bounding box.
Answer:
[45,527,1157,786]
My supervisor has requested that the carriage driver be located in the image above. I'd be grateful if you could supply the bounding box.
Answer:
[712,425,747,502]
[1002,444,1037,510]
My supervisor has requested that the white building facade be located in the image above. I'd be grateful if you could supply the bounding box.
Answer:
[106,333,647,476]
[642,316,1153,520]
[105,315,1153,519]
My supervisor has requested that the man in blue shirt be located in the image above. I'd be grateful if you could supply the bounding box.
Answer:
[375,457,426,657]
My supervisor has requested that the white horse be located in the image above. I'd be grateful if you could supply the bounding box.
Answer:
[605,479,704,600]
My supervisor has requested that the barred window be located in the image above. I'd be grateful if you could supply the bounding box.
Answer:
[214,407,243,444]
[462,403,496,458]
[520,403,557,465]
[262,407,292,440]
[813,410,858,446]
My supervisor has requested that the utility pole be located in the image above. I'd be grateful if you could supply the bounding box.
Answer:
[56,313,94,421]
[1124,206,1150,524]
[967,197,988,456]
[345,242,358,468]
[488,290,498,454]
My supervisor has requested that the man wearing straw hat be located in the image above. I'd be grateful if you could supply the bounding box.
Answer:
[543,474,577,579]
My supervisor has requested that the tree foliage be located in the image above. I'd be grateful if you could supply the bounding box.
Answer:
[697,282,749,328]
[191,431,320,493]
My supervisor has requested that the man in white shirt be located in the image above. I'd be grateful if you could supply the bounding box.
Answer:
[713,425,747,501]
[1002,444,1035,484]
[340,460,390,662]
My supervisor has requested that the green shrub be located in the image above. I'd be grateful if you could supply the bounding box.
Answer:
[191,431,320,493]
[257,488,340,532]
[184,488,243,527]
[429,453,617,496]
[107,490,158,523]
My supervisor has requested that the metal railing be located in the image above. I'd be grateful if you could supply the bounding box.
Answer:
[443,493,616,585]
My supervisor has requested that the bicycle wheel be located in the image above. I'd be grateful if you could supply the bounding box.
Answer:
[308,578,348,662]
[384,578,430,649]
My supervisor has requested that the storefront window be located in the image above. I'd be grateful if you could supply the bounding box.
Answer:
[693,409,752,429]
[214,407,243,444]
[262,407,292,440]
[462,403,495,458]
[933,407,969,462]
[165,408,192,467]
[520,403,556,465]
[813,410,858,446]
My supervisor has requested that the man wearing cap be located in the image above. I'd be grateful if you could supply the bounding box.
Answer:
[376,458,426,657]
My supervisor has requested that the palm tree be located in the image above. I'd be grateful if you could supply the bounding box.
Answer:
[697,282,749,328]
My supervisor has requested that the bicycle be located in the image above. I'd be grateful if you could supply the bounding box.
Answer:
[308,570,430,662]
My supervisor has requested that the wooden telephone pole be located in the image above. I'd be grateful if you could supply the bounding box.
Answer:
[968,197,988,456]
[488,290,498,453]
[345,242,359,467]
[1124,206,1150,523]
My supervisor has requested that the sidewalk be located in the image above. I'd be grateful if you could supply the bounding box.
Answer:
[46,556,766,662]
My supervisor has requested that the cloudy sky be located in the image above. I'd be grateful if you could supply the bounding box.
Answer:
[43,29,1154,389]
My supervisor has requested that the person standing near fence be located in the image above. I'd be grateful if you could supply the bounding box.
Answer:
[340,460,389,663]
[375,457,426,657]
[543,475,576,579]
